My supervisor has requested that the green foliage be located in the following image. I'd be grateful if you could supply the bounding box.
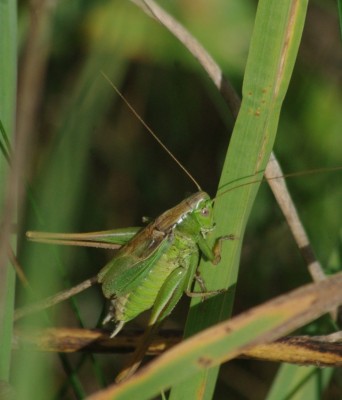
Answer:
[0,0,17,383]
[1,0,341,399]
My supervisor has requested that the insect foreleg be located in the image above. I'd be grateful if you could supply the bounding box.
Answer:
[198,234,235,265]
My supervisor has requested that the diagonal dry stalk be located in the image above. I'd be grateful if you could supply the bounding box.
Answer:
[13,276,98,321]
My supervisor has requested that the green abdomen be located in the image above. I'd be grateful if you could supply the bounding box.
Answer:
[114,233,197,323]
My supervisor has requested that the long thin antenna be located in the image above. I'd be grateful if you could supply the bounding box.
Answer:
[101,71,202,191]
[214,166,342,201]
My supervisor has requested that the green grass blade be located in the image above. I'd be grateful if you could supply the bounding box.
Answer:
[0,0,17,382]
[266,365,333,400]
[170,0,309,398]
[338,0,342,39]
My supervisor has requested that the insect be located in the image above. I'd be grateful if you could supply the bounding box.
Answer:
[19,78,342,381]
[97,191,227,337]
[20,78,233,381]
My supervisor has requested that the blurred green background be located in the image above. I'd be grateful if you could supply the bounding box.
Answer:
[12,0,342,398]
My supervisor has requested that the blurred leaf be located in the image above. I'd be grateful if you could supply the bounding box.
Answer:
[0,0,17,382]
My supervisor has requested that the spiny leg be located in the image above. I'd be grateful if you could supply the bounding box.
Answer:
[212,234,236,265]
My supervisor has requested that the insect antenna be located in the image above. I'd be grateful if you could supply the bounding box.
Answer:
[101,71,202,191]
[213,165,342,202]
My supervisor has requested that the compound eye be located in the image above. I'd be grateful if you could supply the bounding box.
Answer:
[201,207,210,217]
